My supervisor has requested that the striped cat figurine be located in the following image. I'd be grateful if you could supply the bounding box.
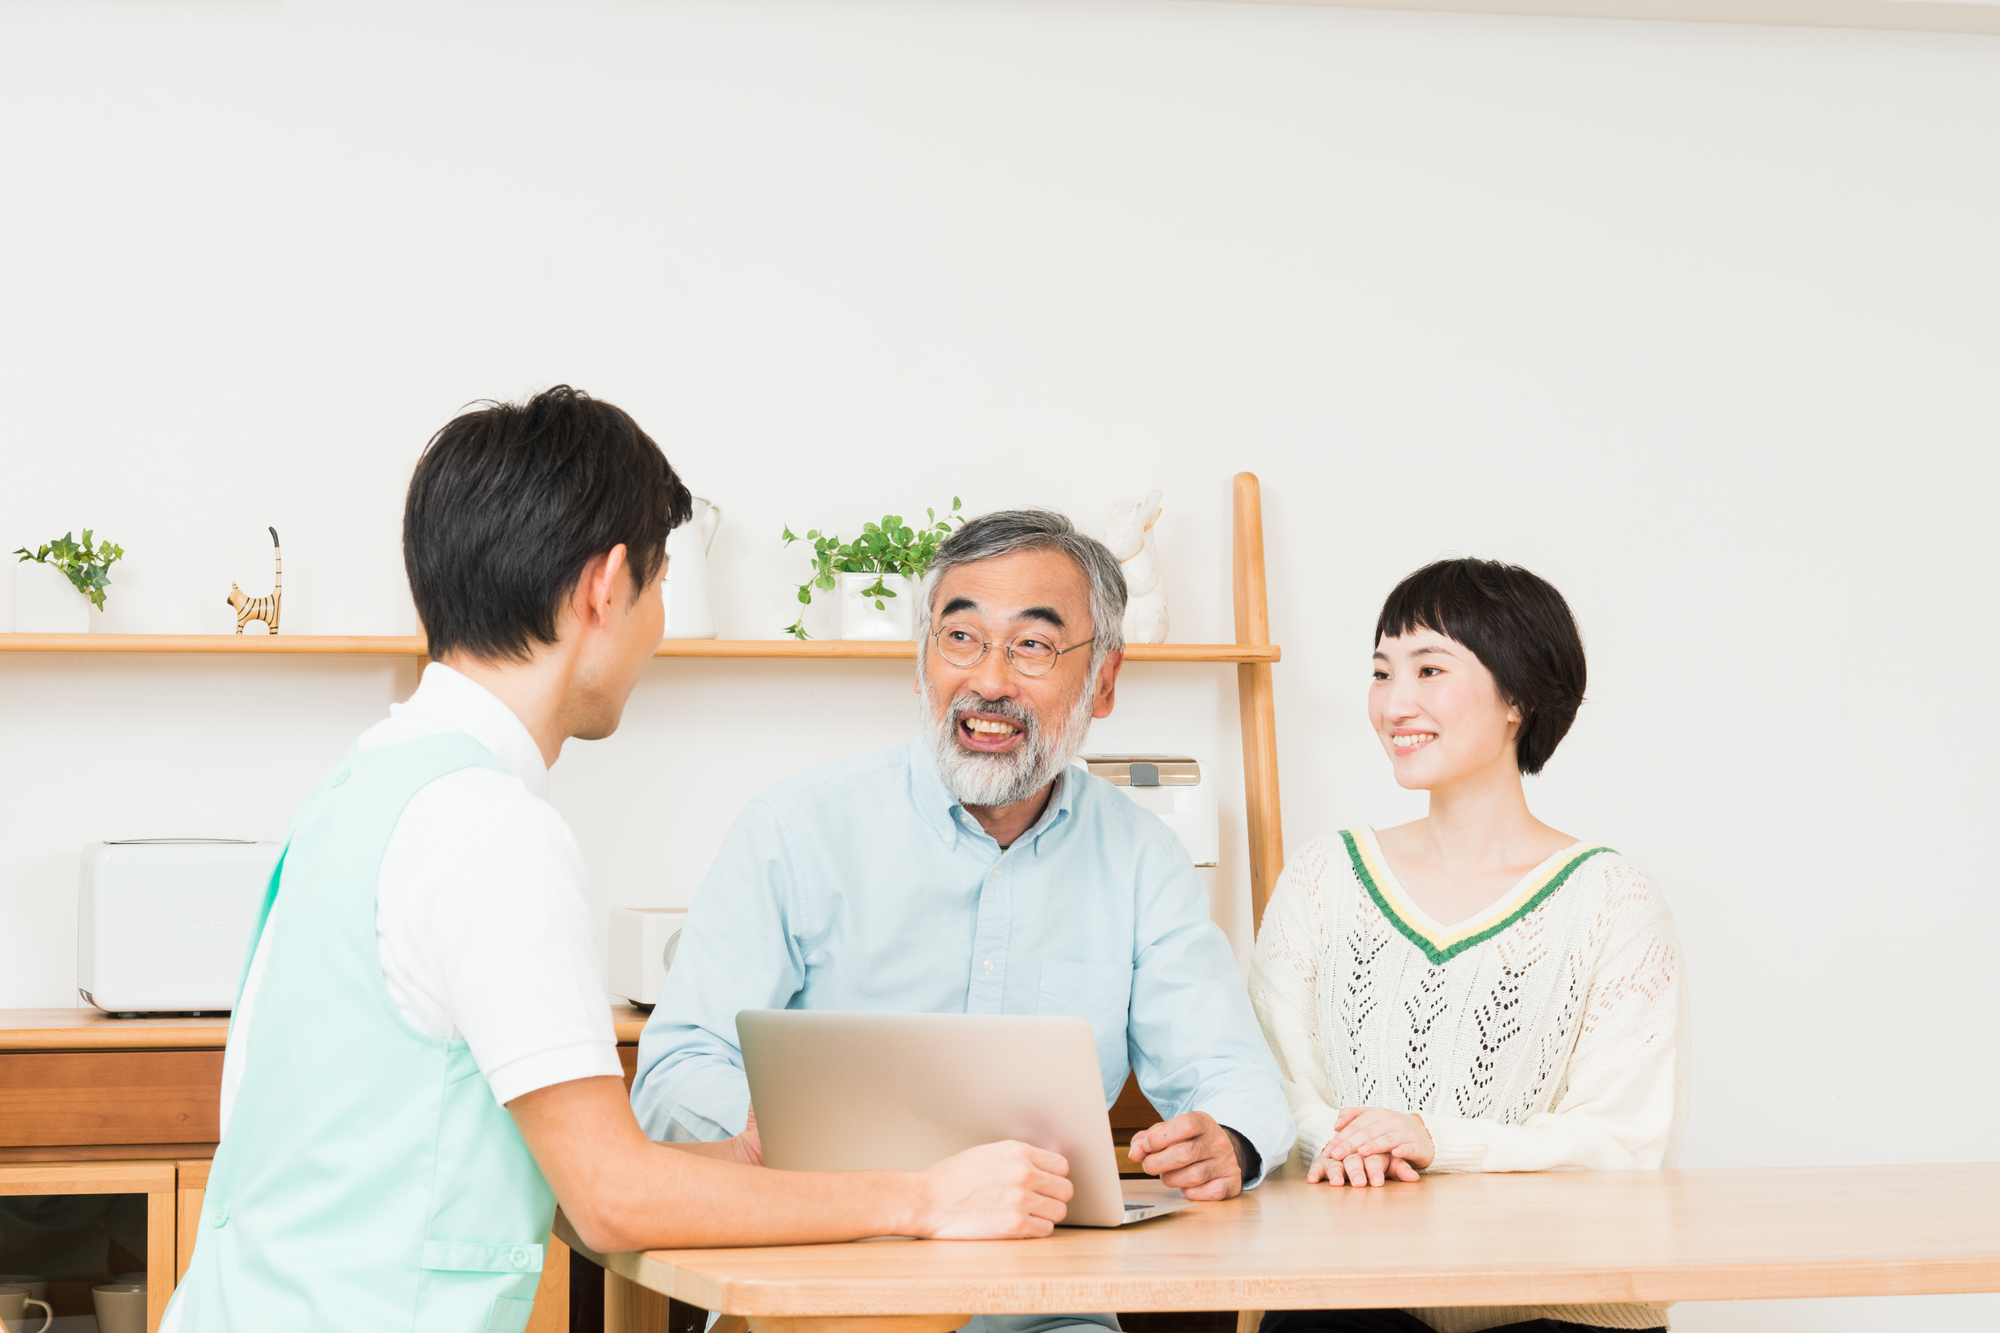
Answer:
[228,527,282,634]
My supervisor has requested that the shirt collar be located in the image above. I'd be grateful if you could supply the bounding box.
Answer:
[391,662,550,799]
[1024,765,1078,853]
[907,738,1078,855]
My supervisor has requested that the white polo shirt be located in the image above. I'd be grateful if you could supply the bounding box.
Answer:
[216,663,622,1128]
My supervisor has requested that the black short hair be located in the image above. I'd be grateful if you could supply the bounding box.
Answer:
[404,385,692,661]
[1375,558,1586,776]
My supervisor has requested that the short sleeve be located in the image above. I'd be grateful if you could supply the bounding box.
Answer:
[388,777,622,1106]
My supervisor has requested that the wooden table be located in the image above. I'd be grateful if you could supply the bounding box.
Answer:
[565,1165,2000,1333]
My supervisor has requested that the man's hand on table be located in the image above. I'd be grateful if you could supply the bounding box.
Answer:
[1127,1111,1250,1201]
[517,1079,1071,1249]
[733,1106,1073,1239]
[905,1141,1074,1239]
[1307,1106,1432,1187]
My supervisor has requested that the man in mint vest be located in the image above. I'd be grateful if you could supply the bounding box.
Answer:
[165,387,1073,1333]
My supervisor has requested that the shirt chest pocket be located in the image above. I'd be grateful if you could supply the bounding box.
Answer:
[1037,959,1134,1092]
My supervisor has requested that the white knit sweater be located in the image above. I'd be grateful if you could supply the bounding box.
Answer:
[1248,829,1691,1333]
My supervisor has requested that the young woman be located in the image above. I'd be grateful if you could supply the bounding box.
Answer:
[1248,558,1689,1333]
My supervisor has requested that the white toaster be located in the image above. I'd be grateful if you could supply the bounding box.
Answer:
[78,839,282,1016]
[607,907,688,1008]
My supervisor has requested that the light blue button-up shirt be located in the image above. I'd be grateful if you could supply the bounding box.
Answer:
[631,739,1295,1184]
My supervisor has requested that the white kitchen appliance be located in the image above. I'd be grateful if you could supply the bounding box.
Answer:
[608,906,688,1007]
[78,839,281,1016]
[1079,754,1218,867]
[662,496,723,639]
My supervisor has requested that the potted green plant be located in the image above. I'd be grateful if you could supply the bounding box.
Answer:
[12,530,124,633]
[781,499,964,640]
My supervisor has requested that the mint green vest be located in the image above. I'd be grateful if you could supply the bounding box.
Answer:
[168,735,556,1333]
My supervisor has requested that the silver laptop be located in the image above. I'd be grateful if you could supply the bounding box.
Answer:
[737,1010,1194,1228]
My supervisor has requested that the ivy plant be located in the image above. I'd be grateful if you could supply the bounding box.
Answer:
[14,529,125,610]
[780,498,964,639]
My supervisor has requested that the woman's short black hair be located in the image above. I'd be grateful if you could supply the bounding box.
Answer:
[1375,558,1586,776]
[403,385,692,662]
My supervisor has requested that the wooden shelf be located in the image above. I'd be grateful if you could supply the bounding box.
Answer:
[0,634,429,656]
[0,634,1279,663]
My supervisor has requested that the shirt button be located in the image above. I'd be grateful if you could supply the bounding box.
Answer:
[508,1246,531,1270]
[982,958,994,972]
[330,766,350,787]
[211,1204,230,1228]
[990,869,1000,880]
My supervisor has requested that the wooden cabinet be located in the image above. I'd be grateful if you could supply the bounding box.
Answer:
[0,1007,654,1332]
[0,1013,231,1331]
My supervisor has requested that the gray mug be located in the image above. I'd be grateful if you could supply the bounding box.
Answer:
[0,1284,53,1333]
[92,1281,148,1333]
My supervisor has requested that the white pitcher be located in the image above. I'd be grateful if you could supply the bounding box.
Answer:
[663,496,723,639]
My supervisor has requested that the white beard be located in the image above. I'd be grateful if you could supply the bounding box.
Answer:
[919,664,1098,810]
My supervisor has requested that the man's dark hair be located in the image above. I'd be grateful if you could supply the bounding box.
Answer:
[404,385,692,661]
[1375,558,1586,776]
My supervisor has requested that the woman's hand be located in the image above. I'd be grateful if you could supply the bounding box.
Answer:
[1306,1107,1432,1186]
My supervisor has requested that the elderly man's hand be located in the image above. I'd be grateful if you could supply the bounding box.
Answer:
[1126,1112,1247,1201]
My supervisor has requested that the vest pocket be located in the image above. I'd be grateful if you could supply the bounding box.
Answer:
[486,1296,536,1332]
[421,1240,546,1274]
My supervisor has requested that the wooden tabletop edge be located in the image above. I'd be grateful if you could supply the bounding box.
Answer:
[661,1255,2000,1316]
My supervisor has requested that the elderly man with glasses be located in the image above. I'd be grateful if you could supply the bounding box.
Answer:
[631,512,1295,1308]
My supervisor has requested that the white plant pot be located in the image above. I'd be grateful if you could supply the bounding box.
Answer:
[13,561,90,633]
[838,572,914,641]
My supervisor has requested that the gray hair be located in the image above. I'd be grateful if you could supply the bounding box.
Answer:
[920,508,1127,674]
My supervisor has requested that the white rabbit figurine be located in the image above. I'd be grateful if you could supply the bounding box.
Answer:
[1103,488,1169,644]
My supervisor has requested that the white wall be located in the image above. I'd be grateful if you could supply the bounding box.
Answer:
[3,1,1996,1326]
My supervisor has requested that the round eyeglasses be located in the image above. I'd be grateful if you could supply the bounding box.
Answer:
[929,622,1096,678]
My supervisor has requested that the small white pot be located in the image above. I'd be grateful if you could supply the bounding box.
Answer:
[13,561,90,633]
[838,572,914,641]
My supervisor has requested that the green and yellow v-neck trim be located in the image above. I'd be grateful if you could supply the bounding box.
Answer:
[1339,828,1615,966]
